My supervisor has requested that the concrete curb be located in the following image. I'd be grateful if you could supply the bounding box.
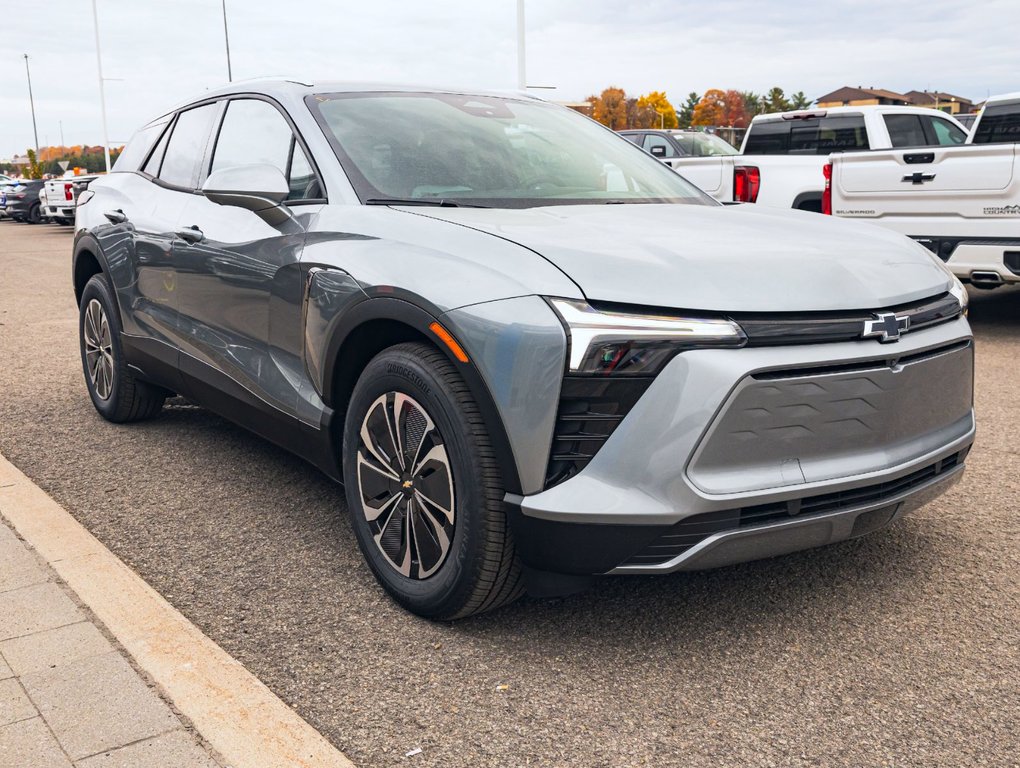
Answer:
[0,453,355,768]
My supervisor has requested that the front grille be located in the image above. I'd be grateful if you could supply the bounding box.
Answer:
[621,450,965,567]
[544,376,653,488]
[733,292,961,347]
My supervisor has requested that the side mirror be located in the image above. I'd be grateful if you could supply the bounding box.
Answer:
[202,164,290,223]
[649,145,667,158]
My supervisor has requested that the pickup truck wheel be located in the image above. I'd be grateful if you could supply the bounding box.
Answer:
[79,275,166,423]
[343,342,524,620]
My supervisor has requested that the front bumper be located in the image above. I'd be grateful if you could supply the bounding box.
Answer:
[508,316,974,575]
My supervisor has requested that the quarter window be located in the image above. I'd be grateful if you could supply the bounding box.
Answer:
[158,104,219,188]
[210,99,321,201]
[114,119,169,173]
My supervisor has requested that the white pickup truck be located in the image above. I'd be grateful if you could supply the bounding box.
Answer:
[629,106,969,209]
[827,92,1020,289]
[42,174,97,225]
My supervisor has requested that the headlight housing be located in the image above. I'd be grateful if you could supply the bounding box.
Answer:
[548,298,746,375]
[917,242,969,315]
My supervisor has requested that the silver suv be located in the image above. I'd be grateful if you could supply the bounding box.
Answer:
[72,81,974,619]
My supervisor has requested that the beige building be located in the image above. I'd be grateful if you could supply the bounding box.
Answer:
[816,86,974,115]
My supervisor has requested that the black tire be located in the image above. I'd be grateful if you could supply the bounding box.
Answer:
[342,342,523,620]
[26,203,42,224]
[79,274,166,422]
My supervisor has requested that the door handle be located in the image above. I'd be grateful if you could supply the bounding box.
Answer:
[174,225,205,244]
[104,209,127,224]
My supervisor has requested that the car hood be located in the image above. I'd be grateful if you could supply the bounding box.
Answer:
[408,203,951,312]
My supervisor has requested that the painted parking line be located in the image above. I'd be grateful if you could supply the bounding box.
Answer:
[0,452,355,768]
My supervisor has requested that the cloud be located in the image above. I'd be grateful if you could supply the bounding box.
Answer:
[2,0,1018,157]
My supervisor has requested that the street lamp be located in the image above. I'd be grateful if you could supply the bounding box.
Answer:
[222,0,233,82]
[23,54,40,158]
[516,0,526,90]
[91,0,112,172]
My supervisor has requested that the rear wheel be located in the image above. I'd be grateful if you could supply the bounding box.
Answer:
[342,342,523,619]
[79,274,166,422]
[26,203,42,224]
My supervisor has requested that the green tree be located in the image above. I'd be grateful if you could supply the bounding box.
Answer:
[765,87,791,113]
[677,92,699,128]
[742,91,762,116]
[789,91,812,109]
[25,149,44,180]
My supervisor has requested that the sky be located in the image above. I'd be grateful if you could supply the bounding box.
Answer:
[3,0,1019,159]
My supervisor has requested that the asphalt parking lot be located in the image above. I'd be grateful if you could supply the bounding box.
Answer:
[0,219,1017,767]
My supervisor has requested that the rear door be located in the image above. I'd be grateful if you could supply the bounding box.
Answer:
[173,96,326,422]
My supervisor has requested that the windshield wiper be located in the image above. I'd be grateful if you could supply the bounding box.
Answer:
[364,197,490,208]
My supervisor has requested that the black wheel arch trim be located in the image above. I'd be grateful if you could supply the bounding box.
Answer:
[792,191,823,210]
[320,293,524,495]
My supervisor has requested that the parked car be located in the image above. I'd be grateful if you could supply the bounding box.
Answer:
[826,92,1020,289]
[74,81,974,619]
[0,179,44,223]
[664,106,968,209]
[619,129,743,200]
[43,175,97,225]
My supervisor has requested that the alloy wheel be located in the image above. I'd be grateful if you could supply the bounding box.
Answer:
[356,392,455,579]
[83,299,114,400]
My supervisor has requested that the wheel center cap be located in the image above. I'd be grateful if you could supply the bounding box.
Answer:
[400,475,415,495]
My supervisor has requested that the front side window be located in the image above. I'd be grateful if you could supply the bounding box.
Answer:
[642,134,678,158]
[309,92,713,208]
[971,104,1020,144]
[159,104,218,188]
[210,99,321,201]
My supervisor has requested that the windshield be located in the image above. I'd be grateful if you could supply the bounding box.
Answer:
[672,132,739,157]
[309,92,715,208]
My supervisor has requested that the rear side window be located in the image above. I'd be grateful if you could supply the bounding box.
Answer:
[885,114,929,148]
[885,114,968,148]
[158,104,219,188]
[113,119,169,172]
[210,98,322,201]
[744,115,868,155]
[621,133,642,145]
[972,104,1020,144]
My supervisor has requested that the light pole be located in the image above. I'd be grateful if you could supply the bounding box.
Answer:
[90,0,112,172]
[23,54,40,157]
[516,0,526,90]
[222,0,233,82]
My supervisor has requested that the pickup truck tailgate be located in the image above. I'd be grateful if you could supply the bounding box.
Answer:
[837,144,1016,194]
[669,157,733,201]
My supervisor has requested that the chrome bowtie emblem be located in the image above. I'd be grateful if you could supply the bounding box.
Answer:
[862,312,910,343]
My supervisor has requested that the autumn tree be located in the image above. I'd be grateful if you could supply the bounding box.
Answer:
[691,89,726,126]
[635,91,678,129]
[588,87,628,130]
[626,97,657,129]
[677,92,699,128]
[722,90,752,128]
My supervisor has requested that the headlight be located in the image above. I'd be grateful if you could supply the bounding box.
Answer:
[917,242,969,316]
[548,298,745,375]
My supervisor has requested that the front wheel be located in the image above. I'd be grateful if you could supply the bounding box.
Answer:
[342,342,523,619]
[79,274,166,422]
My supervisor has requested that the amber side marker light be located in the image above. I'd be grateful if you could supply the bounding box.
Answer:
[429,322,470,363]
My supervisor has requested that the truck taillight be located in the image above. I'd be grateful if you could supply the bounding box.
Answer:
[822,163,832,215]
[64,183,73,201]
[733,166,760,203]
